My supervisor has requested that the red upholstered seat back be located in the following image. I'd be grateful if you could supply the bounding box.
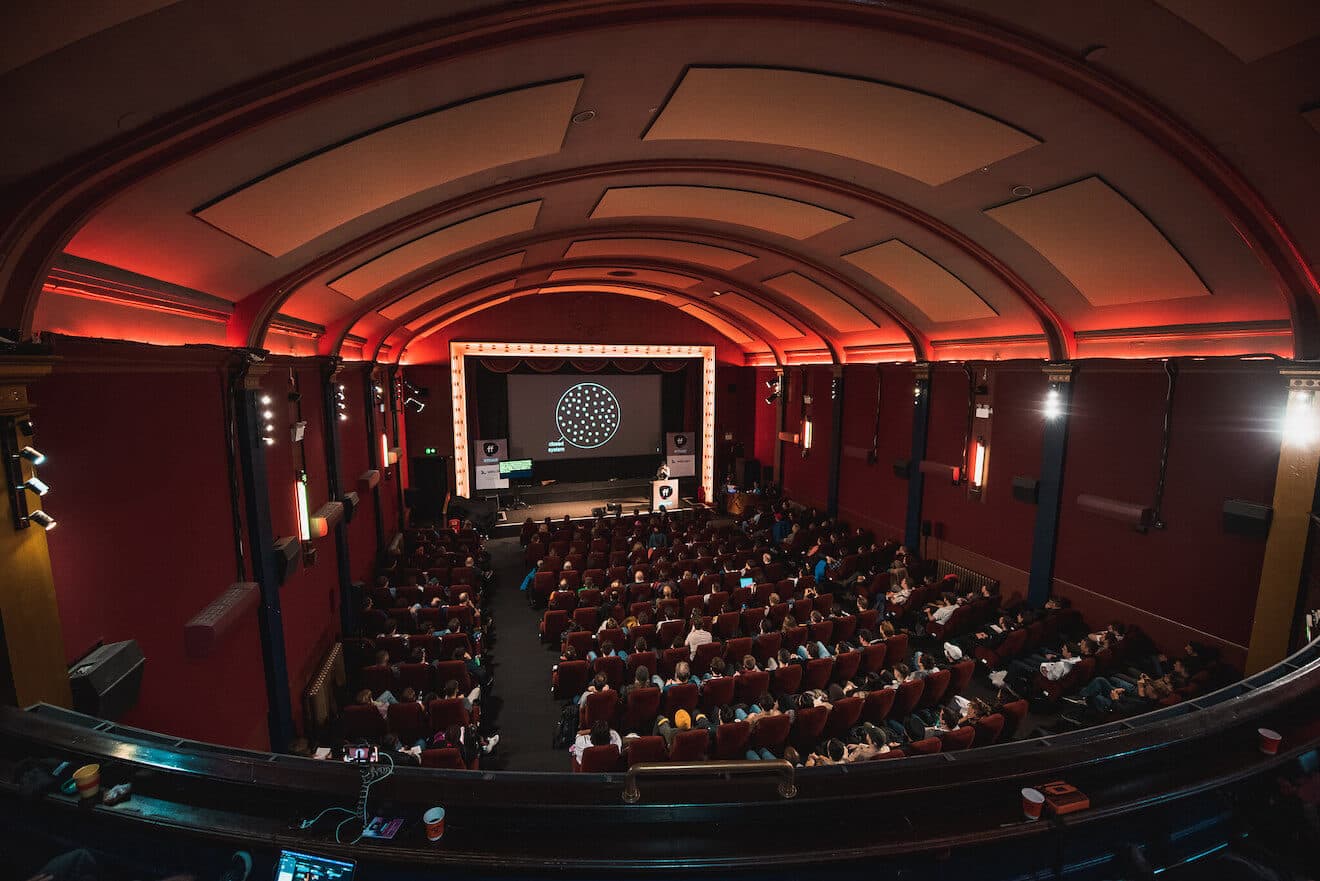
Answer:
[669,729,709,762]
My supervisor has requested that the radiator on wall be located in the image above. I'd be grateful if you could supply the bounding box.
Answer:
[935,559,1000,596]
[302,642,345,742]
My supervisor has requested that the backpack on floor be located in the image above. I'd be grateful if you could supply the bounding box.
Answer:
[553,703,579,749]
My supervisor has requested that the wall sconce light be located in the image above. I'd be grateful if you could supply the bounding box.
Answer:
[294,472,311,542]
[970,437,988,490]
[1043,385,1064,420]
[19,446,46,465]
[260,394,276,446]
[802,420,814,452]
[379,433,390,469]
[4,414,57,531]
[29,510,57,530]
[1283,389,1318,448]
[23,476,50,497]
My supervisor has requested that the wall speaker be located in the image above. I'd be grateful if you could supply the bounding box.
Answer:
[273,536,301,584]
[1076,494,1153,530]
[342,491,360,523]
[919,460,961,483]
[893,458,911,479]
[184,582,259,658]
[68,640,144,721]
[1012,476,1040,504]
[1223,499,1272,538]
[358,469,380,491]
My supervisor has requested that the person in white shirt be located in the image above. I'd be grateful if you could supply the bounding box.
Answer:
[1040,643,1082,681]
[929,598,957,626]
[684,613,713,659]
[569,719,622,761]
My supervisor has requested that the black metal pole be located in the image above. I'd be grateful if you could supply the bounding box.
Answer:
[904,366,932,552]
[321,359,357,638]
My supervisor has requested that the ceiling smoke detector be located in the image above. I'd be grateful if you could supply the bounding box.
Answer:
[1011,184,1034,197]
[572,109,597,124]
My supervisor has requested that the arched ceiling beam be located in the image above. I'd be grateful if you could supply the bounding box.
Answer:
[349,258,839,364]
[1,1,1310,355]
[366,277,793,365]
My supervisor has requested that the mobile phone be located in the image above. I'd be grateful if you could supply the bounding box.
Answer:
[343,745,378,763]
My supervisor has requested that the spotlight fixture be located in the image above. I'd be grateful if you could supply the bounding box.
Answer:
[1283,389,1318,447]
[970,437,988,490]
[336,383,349,422]
[287,391,302,403]
[17,419,34,435]
[913,383,923,401]
[764,392,780,406]
[260,395,272,406]
[24,476,50,496]
[404,396,426,413]
[29,510,57,530]
[765,378,780,390]
[1043,385,1064,420]
[19,446,46,465]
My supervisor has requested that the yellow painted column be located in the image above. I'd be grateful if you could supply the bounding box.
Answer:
[0,357,72,707]
[1246,369,1320,674]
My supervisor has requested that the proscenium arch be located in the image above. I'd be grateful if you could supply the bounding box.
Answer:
[313,219,930,363]
[2,1,1312,355]
[244,160,1057,360]
[371,277,801,365]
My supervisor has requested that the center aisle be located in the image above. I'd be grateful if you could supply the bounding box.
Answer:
[481,536,567,772]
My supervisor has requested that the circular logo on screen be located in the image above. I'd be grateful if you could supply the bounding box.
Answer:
[555,382,621,449]
[674,435,687,448]
[483,442,499,456]
[659,485,674,500]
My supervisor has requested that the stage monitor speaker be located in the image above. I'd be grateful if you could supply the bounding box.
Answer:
[893,459,911,479]
[273,536,300,584]
[592,507,606,518]
[1012,476,1040,504]
[606,502,622,514]
[1223,499,1272,537]
[69,640,144,721]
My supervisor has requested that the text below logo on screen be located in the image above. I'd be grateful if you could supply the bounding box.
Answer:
[553,382,621,451]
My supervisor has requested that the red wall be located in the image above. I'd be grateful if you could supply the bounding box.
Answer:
[780,366,833,510]
[1052,364,1282,666]
[836,364,915,541]
[919,366,1045,592]
[34,358,272,750]
[753,368,780,477]
[337,365,380,585]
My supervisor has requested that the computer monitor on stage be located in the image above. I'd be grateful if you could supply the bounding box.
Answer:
[499,459,534,479]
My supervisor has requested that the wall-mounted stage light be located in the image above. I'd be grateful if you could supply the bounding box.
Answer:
[259,394,277,446]
[765,377,780,391]
[336,383,348,422]
[404,396,426,413]
[23,476,50,497]
[17,419,34,436]
[1043,385,1064,420]
[19,446,46,466]
[294,472,311,543]
[970,437,988,490]
[29,509,57,530]
[802,420,814,452]
[1283,389,1318,448]
[764,392,780,405]
[379,433,390,469]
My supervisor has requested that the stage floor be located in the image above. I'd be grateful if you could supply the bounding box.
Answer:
[491,494,695,534]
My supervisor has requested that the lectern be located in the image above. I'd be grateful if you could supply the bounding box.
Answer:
[651,478,679,511]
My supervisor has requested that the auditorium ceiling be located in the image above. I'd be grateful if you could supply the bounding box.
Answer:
[2,0,1318,365]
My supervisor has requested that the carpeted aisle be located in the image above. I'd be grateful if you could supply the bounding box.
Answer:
[479,536,568,772]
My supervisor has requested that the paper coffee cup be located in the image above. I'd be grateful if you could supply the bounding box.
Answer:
[1258,727,1282,755]
[73,763,101,800]
[424,806,446,841]
[1021,787,1045,820]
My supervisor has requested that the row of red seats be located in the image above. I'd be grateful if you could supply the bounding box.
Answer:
[343,697,477,745]
[359,657,480,696]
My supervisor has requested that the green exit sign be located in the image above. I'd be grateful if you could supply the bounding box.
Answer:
[424,446,438,456]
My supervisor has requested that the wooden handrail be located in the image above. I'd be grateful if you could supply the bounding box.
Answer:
[622,759,796,804]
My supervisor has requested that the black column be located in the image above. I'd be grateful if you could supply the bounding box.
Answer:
[233,362,296,751]
[387,366,406,532]
[363,368,386,557]
[826,366,845,517]
[321,360,357,637]
[772,367,786,487]
[1027,365,1073,607]
[904,365,932,552]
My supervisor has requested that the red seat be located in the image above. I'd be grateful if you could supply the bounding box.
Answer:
[906,736,943,755]
[862,688,896,723]
[832,615,857,643]
[752,632,781,665]
[734,670,770,704]
[435,660,471,692]
[663,682,700,716]
[946,660,975,697]
[577,744,622,773]
[916,669,951,709]
[572,607,599,630]
[832,650,862,684]
[723,637,752,663]
[552,660,590,699]
[398,662,434,695]
[715,611,741,639]
[361,665,394,696]
[386,701,429,744]
[540,609,570,643]
[808,620,834,645]
[999,699,1029,740]
[890,679,925,719]
[659,647,689,679]
[626,651,658,679]
[789,705,829,750]
[564,631,594,659]
[624,735,668,767]
[859,642,888,674]
[692,640,724,675]
[884,633,909,666]
[420,748,467,769]
[713,720,751,759]
[941,725,976,752]
[804,657,834,691]
[669,729,709,762]
[747,713,792,754]
[770,663,802,695]
[822,695,864,739]
[579,690,619,727]
[594,654,625,688]
[972,713,1005,747]
[782,626,808,652]
[427,697,471,732]
[343,704,387,740]
[620,687,662,734]
[700,675,735,711]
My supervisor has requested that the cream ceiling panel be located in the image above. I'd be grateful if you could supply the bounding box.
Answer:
[197,79,581,255]
[646,67,1038,185]
[329,202,541,298]
[842,240,995,323]
[678,303,754,344]
[763,272,875,332]
[591,186,850,240]
[985,177,1210,308]
[716,293,806,339]
[380,252,525,320]
[563,238,757,270]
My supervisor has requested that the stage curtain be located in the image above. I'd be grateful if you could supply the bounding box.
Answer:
[478,358,519,374]
[525,358,566,372]
[569,358,607,372]
[473,361,509,441]
[613,360,647,373]
[653,359,689,373]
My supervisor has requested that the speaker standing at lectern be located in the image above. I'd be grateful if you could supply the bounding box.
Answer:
[656,462,670,480]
